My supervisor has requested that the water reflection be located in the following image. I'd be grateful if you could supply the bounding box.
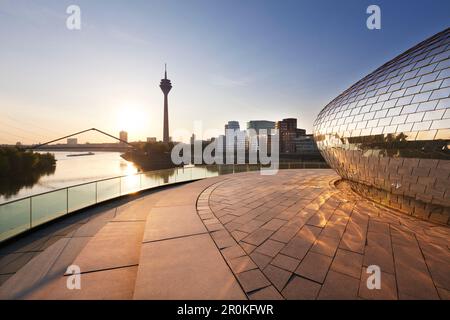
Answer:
[0,165,56,199]
[0,152,139,203]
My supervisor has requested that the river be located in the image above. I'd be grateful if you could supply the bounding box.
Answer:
[0,151,139,204]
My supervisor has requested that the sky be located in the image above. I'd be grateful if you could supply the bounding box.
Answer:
[0,0,449,144]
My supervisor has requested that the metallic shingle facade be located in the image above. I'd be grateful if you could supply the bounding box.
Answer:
[313,28,450,224]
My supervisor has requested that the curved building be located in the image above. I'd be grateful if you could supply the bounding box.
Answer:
[313,28,450,224]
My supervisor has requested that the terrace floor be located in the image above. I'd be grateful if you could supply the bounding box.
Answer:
[0,169,449,299]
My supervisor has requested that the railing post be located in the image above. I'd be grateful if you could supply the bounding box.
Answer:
[29,197,32,229]
[66,188,69,214]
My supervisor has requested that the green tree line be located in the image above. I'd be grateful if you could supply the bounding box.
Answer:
[0,147,56,177]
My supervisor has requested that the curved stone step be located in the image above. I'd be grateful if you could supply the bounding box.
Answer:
[133,176,246,299]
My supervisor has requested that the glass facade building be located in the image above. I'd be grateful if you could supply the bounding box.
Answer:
[313,28,450,224]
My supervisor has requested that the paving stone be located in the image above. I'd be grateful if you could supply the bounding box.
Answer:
[206,223,225,232]
[368,220,390,234]
[363,245,395,275]
[306,211,332,227]
[330,249,363,279]
[203,218,221,225]
[262,219,286,231]
[249,252,272,269]
[437,287,450,300]
[390,228,417,247]
[218,214,235,224]
[358,267,398,300]
[310,235,340,257]
[392,243,440,299]
[30,266,138,300]
[0,252,37,275]
[221,244,246,261]
[0,274,13,287]
[339,232,366,254]
[230,230,248,242]
[239,242,257,254]
[297,225,322,242]
[242,229,274,246]
[47,237,91,277]
[318,270,360,300]
[271,254,300,272]
[114,200,153,221]
[280,236,313,260]
[229,256,258,274]
[270,225,301,243]
[225,221,242,232]
[281,276,321,300]
[236,269,271,293]
[0,238,70,299]
[295,252,332,283]
[213,236,237,249]
[249,285,284,300]
[72,219,106,237]
[320,223,346,239]
[255,240,285,258]
[262,264,291,291]
[420,242,450,291]
[143,205,206,242]
[134,234,245,299]
[71,221,144,273]
[237,220,266,233]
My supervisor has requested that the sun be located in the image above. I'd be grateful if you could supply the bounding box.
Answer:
[116,103,148,138]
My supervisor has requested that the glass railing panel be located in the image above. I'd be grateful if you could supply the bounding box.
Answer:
[68,182,96,213]
[97,178,121,203]
[153,168,177,185]
[205,165,219,177]
[167,168,178,184]
[246,164,260,172]
[31,189,67,227]
[175,167,192,182]
[278,163,289,169]
[234,164,248,173]
[141,171,163,189]
[121,174,141,195]
[0,198,30,242]
[217,164,234,175]
[191,166,207,179]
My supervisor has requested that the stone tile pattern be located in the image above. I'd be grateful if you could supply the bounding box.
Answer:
[196,169,450,300]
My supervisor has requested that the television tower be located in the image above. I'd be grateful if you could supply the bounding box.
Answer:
[160,64,172,143]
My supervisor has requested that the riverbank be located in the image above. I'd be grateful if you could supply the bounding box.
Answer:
[0,147,55,178]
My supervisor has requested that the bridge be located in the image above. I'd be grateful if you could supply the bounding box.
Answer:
[25,128,138,152]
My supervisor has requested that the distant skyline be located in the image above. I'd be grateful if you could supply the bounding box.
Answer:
[0,0,449,144]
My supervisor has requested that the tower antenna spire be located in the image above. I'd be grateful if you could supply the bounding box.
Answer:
[160,63,172,143]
